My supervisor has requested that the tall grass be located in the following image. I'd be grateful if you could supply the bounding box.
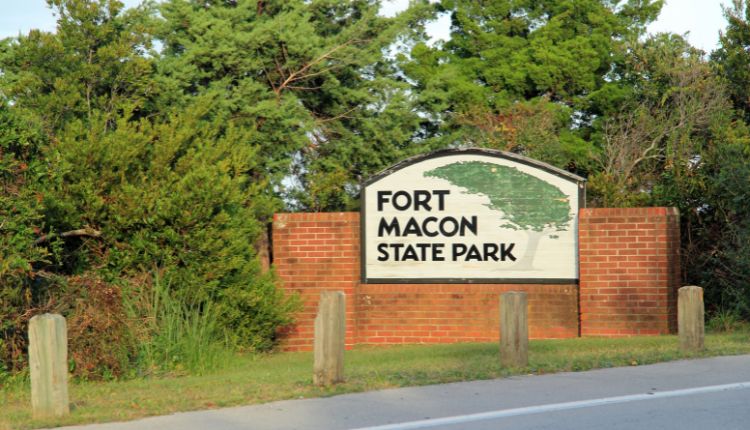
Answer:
[126,272,232,376]
[707,309,749,333]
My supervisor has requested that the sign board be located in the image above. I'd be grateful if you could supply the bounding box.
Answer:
[361,148,585,283]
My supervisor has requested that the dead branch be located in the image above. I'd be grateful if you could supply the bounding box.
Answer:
[312,106,358,123]
[286,85,324,91]
[256,0,265,16]
[34,227,103,246]
[598,56,728,204]
[272,40,362,98]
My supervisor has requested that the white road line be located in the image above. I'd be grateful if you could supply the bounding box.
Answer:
[352,381,750,430]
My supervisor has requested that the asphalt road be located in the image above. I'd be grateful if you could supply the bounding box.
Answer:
[57,354,750,430]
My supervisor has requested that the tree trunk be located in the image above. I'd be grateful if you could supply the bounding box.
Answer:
[512,231,543,271]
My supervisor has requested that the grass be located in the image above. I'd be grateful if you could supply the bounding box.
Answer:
[123,271,232,376]
[2,331,750,430]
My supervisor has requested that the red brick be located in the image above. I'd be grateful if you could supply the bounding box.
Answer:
[274,207,679,351]
[579,207,679,338]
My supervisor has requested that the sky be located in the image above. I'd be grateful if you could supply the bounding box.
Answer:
[0,0,732,54]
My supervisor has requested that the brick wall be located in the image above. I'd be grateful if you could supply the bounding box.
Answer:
[272,208,680,349]
[578,208,680,336]
[272,212,577,350]
[358,283,578,344]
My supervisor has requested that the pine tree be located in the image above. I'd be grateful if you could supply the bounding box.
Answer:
[712,0,750,121]
[402,0,663,170]
[0,0,156,132]
[155,0,432,210]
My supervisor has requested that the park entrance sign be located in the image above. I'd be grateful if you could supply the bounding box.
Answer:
[361,148,585,283]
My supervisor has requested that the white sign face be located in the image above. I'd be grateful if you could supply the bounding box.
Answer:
[361,149,584,283]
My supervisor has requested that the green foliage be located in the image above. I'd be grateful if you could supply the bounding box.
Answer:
[587,34,729,207]
[712,0,750,121]
[595,34,750,318]
[44,104,298,350]
[438,0,655,104]
[402,0,662,169]
[155,0,433,211]
[0,0,156,131]
[0,104,52,370]
[0,0,162,375]
[665,129,750,318]
[0,0,299,377]
[445,99,596,171]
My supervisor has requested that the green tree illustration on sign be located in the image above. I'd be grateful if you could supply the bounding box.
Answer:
[425,161,573,269]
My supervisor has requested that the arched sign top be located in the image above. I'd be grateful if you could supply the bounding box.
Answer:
[361,148,585,284]
[363,148,585,188]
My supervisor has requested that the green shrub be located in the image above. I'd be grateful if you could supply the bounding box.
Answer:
[668,136,750,320]
[0,105,52,371]
[43,106,298,351]
[2,102,299,378]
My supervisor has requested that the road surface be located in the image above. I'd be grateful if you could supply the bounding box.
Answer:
[56,354,750,430]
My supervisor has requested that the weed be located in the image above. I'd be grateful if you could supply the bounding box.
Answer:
[706,309,747,333]
[126,271,232,376]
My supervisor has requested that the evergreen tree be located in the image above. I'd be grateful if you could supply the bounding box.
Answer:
[402,0,663,170]
[0,0,156,132]
[155,0,432,211]
[712,0,750,121]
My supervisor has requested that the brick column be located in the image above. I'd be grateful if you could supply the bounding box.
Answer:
[579,207,680,336]
[272,213,360,350]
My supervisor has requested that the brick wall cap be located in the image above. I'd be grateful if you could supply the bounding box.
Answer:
[273,212,359,222]
[580,207,679,218]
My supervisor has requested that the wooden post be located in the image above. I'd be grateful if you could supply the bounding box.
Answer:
[678,286,705,352]
[500,292,528,367]
[29,313,69,418]
[313,291,345,386]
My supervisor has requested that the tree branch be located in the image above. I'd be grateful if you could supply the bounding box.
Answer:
[34,227,103,246]
[273,40,359,97]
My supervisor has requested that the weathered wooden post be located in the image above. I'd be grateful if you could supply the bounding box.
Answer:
[678,286,705,352]
[500,291,528,367]
[29,313,69,418]
[313,291,346,386]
